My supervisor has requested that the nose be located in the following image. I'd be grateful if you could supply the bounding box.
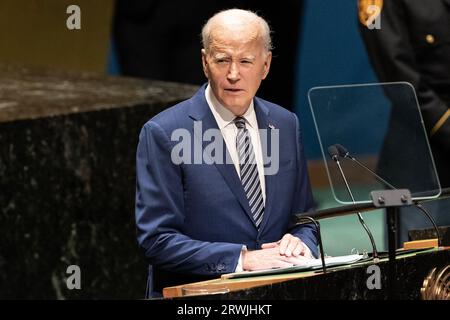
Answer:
[227,62,240,82]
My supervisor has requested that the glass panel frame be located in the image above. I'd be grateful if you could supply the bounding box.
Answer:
[308,82,441,204]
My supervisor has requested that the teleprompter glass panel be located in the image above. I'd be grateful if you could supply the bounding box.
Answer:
[308,82,441,204]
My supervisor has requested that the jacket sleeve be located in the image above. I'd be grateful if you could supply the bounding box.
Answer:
[288,112,318,257]
[135,121,242,276]
[359,0,450,151]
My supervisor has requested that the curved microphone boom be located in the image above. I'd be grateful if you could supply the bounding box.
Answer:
[335,144,396,189]
[327,145,379,261]
[331,143,442,247]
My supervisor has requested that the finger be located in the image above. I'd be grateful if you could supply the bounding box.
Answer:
[243,248,284,270]
[261,241,279,249]
[300,244,314,258]
[278,234,292,255]
[292,241,304,257]
[284,238,299,257]
[286,255,310,266]
[246,251,295,270]
[272,260,295,269]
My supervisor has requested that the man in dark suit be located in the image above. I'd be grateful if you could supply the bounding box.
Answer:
[359,0,450,245]
[135,9,317,297]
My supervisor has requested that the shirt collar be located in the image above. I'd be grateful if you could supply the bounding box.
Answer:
[205,83,257,130]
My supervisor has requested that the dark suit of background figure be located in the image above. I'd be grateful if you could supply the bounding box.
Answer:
[359,0,450,245]
[113,0,303,110]
[135,85,317,296]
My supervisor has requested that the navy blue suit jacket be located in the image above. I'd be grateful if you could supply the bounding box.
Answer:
[135,85,317,294]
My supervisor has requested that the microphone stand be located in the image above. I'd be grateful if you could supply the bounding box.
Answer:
[339,147,442,247]
[294,216,327,274]
[333,143,447,298]
[370,189,413,299]
[344,152,396,189]
[332,155,380,262]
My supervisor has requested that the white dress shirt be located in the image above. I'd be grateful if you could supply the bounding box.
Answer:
[204,84,312,271]
[205,84,266,204]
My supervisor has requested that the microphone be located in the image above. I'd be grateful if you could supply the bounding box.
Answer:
[330,143,442,247]
[327,145,339,161]
[327,146,379,261]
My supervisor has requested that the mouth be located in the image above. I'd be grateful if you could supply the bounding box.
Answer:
[224,88,244,94]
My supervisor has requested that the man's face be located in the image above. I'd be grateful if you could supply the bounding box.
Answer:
[202,29,272,116]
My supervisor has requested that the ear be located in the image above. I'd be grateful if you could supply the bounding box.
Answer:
[261,51,272,80]
[201,49,209,79]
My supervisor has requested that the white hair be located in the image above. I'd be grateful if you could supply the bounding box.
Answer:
[201,9,273,52]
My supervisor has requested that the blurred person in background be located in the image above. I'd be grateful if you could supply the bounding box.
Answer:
[113,0,303,110]
[359,0,450,245]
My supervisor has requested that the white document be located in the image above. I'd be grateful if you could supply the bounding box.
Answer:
[307,254,363,268]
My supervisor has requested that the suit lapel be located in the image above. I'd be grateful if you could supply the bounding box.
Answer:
[188,86,256,227]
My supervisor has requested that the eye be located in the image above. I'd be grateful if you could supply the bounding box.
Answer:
[215,58,229,64]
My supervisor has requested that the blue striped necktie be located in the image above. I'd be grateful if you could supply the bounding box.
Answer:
[234,117,264,228]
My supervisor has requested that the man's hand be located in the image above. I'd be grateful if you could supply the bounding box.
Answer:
[261,233,312,258]
[242,247,310,271]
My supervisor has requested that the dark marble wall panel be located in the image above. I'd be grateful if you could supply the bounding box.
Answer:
[0,66,198,299]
